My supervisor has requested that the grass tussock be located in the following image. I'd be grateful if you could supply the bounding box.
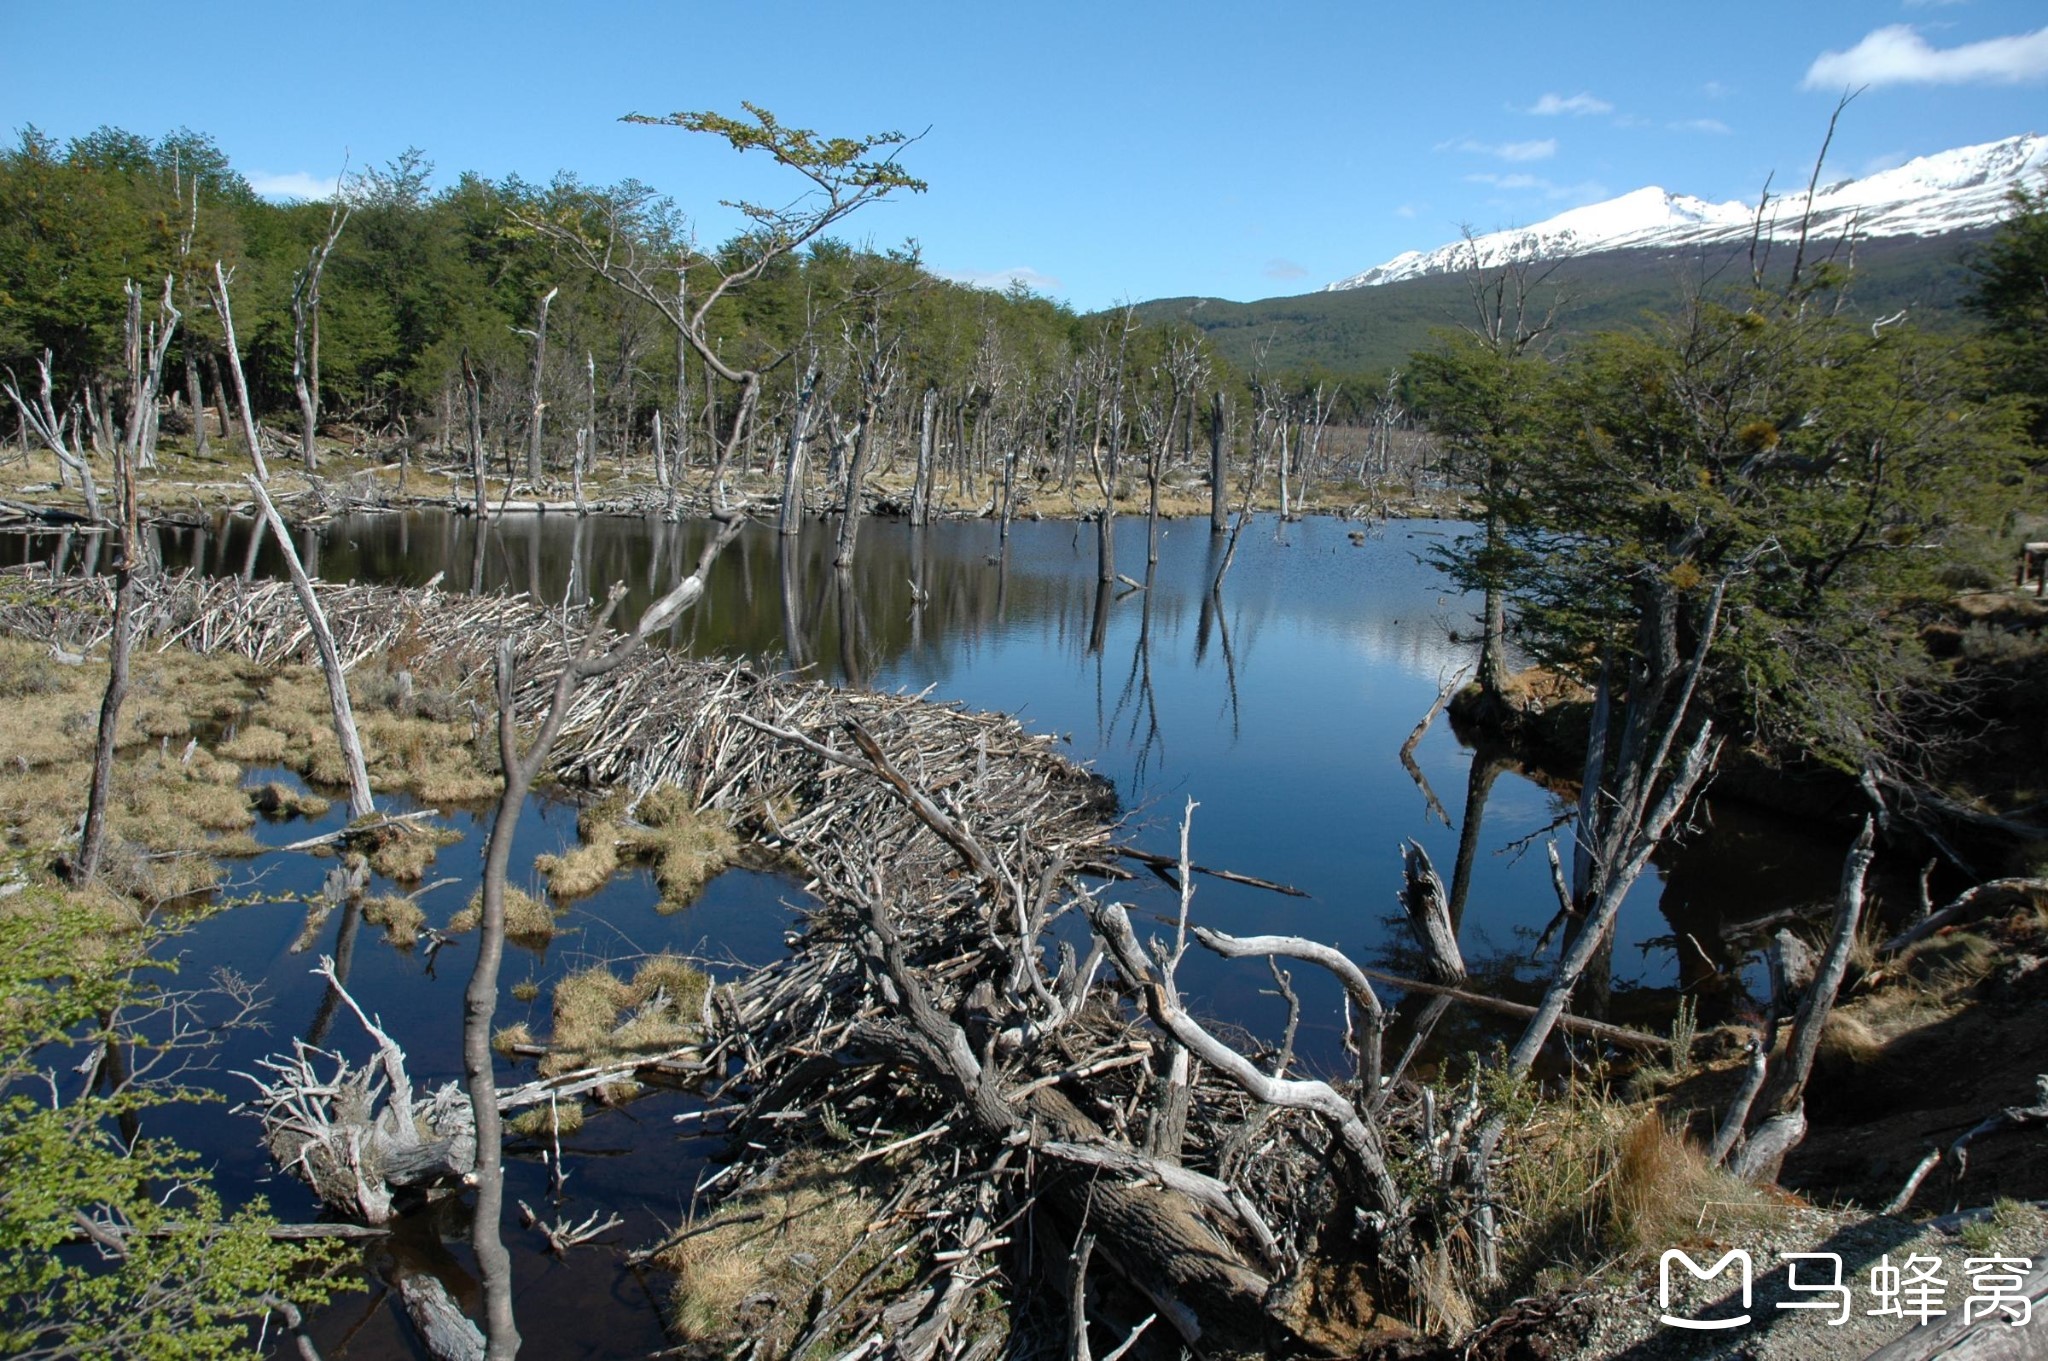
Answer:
[248,780,331,821]
[659,1154,896,1351]
[0,640,264,897]
[531,953,708,1079]
[1603,1114,1775,1258]
[630,785,738,910]
[533,785,737,908]
[363,821,462,883]
[218,662,498,806]
[534,835,619,901]
[507,1100,585,1140]
[361,893,426,946]
[448,886,559,943]
[1491,1082,1777,1299]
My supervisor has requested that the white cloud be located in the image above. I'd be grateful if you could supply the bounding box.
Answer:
[1702,80,1734,99]
[1803,23,2048,88]
[934,266,1064,294]
[1464,173,1609,202]
[248,170,338,201]
[1669,118,1733,134]
[1262,258,1308,281]
[1527,92,1613,117]
[1394,203,1419,218]
[1438,137,1558,162]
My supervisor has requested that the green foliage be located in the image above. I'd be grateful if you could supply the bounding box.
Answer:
[0,891,336,1358]
[1966,179,2048,446]
[1497,282,2027,770]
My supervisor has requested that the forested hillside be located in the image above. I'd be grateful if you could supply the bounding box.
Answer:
[1132,229,1990,375]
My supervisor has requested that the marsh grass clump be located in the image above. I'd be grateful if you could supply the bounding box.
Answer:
[1490,1085,1777,1299]
[659,1153,898,1351]
[630,784,738,909]
[449,885,559,944]
[219,662,498,806]
[0,641,264,898]
[364,821,463,883]
[507,1099,584,1140]
[361,893,426,946]
[528,953,708,1080]
[534,785,737,908]
[248,780,332,821]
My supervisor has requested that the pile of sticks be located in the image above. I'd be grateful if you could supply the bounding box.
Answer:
[7,570,1500,1354]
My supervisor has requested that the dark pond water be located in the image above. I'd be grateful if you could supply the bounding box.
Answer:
[17,508,1858,1356]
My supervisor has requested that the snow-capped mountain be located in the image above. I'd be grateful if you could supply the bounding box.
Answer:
[1326,133,2047,291]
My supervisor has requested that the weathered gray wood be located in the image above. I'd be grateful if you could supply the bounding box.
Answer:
[245,477,374,820]
[521,286,557,485]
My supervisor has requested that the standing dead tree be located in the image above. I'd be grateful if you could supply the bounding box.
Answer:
[518,286,558,487]
[289,185,351,473]
[206,262,271,480]
[4,352,103,523]
[1710,818,1877,1183]
[522,104,924,511]
[463,514,743,1359]
[70,279,180,883]
[244,476,375,822]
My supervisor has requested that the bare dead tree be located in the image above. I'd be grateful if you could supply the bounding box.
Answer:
[518,286,558,486]
[832,304,901,569]
[289,184,351,472]
[120,276,182,475]
[463,515,743,1358]
[519,105,924,508]
[4,352,102,522]
[244,477,375,821]
[1208,389,1229,533]
[207,262,271,480]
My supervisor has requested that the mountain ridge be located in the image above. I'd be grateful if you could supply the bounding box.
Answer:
[1326,132,2046,291]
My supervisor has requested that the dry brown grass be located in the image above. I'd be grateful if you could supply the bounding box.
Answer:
[532,785,737,909]
[0,638,264,897]
[658,1153,893,1350]
[363,821,462,883]
[248,780,332,821]
[531,952,707,1078]
[218,662,498,806]
[628,785,738,910]
[507,1099,585,1140]
[448,886,559,943]
[534,835,620,901]
[361,893,426,946]
[1602,1114,1775,1258]
[1492,1084,1778,1299]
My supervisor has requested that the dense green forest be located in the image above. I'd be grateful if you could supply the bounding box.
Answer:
[1133,229,1992,376]
[0,122,1287,503]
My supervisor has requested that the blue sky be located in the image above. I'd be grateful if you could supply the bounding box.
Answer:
[6,0,2046,312]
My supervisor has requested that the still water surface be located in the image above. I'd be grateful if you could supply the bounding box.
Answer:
[122,508,1852,1355]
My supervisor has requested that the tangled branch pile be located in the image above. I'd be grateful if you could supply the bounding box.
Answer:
[4,568,1515,1355]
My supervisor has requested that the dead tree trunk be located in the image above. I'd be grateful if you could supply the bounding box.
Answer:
[3,352,103,523]
[1717,819,1876,1184]
[464,518,742,1359]
[244,477,375,821]
[912,387,937,527]
[290,196,349,474]
[208,262,270,481]
[72,452,138,884]
[780,362,824,537]
[1209,391,1228,533]
[520,287,557,486]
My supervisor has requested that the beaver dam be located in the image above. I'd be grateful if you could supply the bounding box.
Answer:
[11,516,2040,1361]
[2,562,1683,1354]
